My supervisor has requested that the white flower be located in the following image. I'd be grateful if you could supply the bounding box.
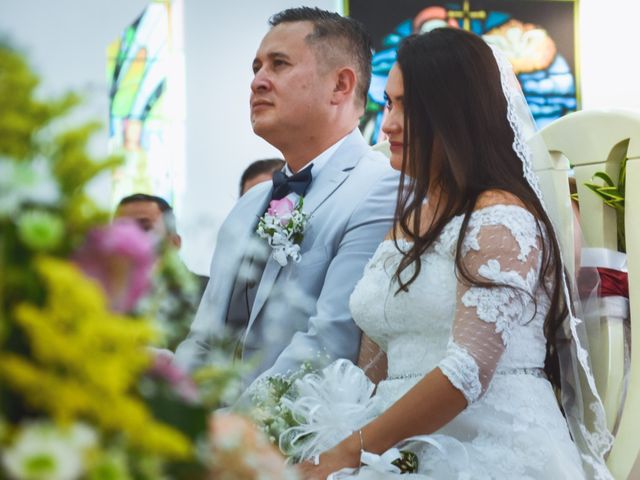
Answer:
[66,423,97,451]
[0,157,60,217]
[2,422,96,480]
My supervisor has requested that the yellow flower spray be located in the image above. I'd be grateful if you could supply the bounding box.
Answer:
[0,257,192,459]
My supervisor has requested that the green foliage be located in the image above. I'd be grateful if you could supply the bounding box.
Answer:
[50,121,122,195]
[0,46,79,160]
[393,450,419,474]
[0,45,121,252]
[0,44,122,339]
[135,245,200,351]
[581,141,628,252]
[249,362,315,457]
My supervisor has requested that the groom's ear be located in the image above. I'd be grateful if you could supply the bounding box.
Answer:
[330,67,357,105]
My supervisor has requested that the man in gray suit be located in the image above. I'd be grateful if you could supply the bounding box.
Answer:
[173,7,397,390]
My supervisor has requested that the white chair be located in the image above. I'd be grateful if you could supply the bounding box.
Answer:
[533,109,640,480]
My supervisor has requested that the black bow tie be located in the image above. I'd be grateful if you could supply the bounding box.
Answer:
[271,164,313,200]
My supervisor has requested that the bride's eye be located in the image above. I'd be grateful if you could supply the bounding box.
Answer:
[384,92,392,111]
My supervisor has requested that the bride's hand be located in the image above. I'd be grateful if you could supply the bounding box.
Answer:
[296,436,361,480]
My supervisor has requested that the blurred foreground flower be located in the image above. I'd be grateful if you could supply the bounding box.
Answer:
[209,413,299,480]
[135,245,200,350]
[148,352,199,405]
[0,257,191,459]
[74,219,155,313]
[0,44,253,479]
[16,210,65,251]
[2,422,96,480]
[0,158,60,217]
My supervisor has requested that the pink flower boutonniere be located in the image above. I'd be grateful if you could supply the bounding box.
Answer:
[257,197,309,267]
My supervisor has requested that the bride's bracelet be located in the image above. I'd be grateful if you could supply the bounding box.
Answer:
[350,429,365,467]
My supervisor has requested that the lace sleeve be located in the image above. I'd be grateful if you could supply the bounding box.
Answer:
[438,206,542,404]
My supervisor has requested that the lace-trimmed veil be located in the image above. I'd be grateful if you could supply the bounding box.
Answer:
[490,45,614,480]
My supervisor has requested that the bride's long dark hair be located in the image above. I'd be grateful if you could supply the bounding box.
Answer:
[392,28,568,388]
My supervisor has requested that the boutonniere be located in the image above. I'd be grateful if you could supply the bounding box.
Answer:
[257,196,309,267]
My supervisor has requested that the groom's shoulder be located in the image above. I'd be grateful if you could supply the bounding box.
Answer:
[337,149,398,217]
[349,148,399,186]
[350,149,400,203]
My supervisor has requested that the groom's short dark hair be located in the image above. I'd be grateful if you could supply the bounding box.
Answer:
[269,7,372,109]
[117,193,177,234]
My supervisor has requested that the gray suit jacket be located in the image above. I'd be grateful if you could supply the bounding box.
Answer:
[173,129,398,388]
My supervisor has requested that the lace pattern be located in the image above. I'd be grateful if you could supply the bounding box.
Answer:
[438,340,481,403]
[461,261,537,345]
[461,205,540,260]
[490,46,544,203]
[445,206,543,401]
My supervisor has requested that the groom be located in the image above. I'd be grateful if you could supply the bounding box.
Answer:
[173,7,398,388]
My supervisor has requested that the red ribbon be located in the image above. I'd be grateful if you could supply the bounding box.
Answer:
[597,267,629,298]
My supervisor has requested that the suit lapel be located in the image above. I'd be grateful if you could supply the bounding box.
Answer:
[244,130,370,335]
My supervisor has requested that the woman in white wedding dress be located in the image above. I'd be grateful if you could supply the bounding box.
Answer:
[297,29,609,480]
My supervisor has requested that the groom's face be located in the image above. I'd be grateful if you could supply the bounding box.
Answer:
[250,21,333,148]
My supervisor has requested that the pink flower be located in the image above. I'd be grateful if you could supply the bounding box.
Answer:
[149,352,199,404]
[267,197,295,225]
[73,219,155,313]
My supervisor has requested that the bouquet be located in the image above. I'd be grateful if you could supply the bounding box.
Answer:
[277,360,381,461]
[250,359,420,474]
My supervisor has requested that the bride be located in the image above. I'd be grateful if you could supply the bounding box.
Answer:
[296,28,611,479]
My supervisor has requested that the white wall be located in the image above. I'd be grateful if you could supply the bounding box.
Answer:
[0,0,637,274]
[580,0,640,111]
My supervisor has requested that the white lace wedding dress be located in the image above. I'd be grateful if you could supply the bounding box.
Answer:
[346,204,585,479]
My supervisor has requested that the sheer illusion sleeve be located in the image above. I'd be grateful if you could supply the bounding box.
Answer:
[437,206,542,404]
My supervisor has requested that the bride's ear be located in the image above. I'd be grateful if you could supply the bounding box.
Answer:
[330,67,357,105]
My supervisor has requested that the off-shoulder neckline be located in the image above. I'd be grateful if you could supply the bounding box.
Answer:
[382,204,537,245]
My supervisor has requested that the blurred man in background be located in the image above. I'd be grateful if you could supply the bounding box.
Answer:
[115,193,181,248]
[239,158,285,196]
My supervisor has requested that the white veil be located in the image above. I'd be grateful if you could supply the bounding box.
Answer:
[490,45,614,480]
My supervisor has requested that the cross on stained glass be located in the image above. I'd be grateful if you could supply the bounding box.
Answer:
[447,0,487,31]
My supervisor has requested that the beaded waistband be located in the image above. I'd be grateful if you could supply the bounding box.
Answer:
[387,367,546,382]
[495,367,546,378]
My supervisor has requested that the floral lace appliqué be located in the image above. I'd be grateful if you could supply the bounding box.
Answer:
[461,259,536,345]
[438,341,482,404]
[462,205,539,261]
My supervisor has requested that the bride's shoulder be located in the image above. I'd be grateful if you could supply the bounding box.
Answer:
[466,190,539,244]
[470,190,535,221]
[474,189,527,211]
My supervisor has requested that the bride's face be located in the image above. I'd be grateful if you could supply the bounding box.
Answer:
[381,64,405,172]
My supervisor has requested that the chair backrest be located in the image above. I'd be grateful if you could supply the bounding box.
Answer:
[532,109,640,480]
